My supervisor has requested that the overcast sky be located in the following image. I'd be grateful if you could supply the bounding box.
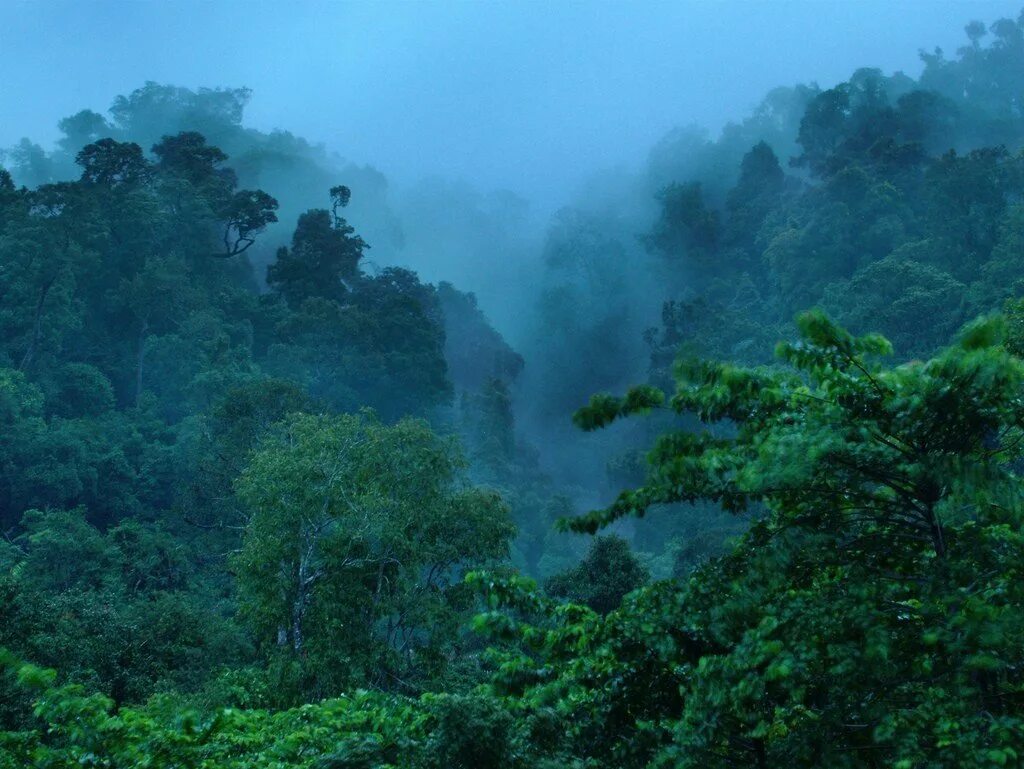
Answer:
[1,1,1022,211]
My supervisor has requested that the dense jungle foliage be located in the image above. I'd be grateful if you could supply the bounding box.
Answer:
[5,9,1024,768]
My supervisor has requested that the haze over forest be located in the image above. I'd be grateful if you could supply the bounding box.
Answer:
[4,2,1024,766]
[5,2,1021,207]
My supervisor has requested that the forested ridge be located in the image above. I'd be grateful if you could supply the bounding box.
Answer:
[5,10,1024,768]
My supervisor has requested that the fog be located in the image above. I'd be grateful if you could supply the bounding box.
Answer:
[3,0,1024,569]
[8,0,1024,750]
[3,0,1021,215]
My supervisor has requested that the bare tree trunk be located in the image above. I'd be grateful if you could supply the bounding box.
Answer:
[292,554,308,656]
[291,597,305,656]
[291,527,322,658]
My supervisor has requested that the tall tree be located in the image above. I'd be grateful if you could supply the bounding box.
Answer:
[233,412,512,697]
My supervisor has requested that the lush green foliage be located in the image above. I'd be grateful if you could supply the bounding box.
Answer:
[484,311,1024,767]
[6,9,1024,769]
[8,311,1024,767]
[234,411,513,700]
[0,85,523,712]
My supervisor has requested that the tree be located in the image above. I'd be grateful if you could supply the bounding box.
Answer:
[822,253,965,357]
[1,507,245,706]
[179,377,314,534]
[266,191,365,305]
[724,141,786,255]
[152,131,231,188]
[545,535,649,614]
[217,189,278,258]
[644,181,720,275]
[233,412,513,696]
[7,139,53,187]
[793,85,852,174]
[264,265,451,420]
[75,139,151,188]
[107,82,252,151]
[544,310,1024,766]
[56,110,112,156]
[0,183,85,372]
